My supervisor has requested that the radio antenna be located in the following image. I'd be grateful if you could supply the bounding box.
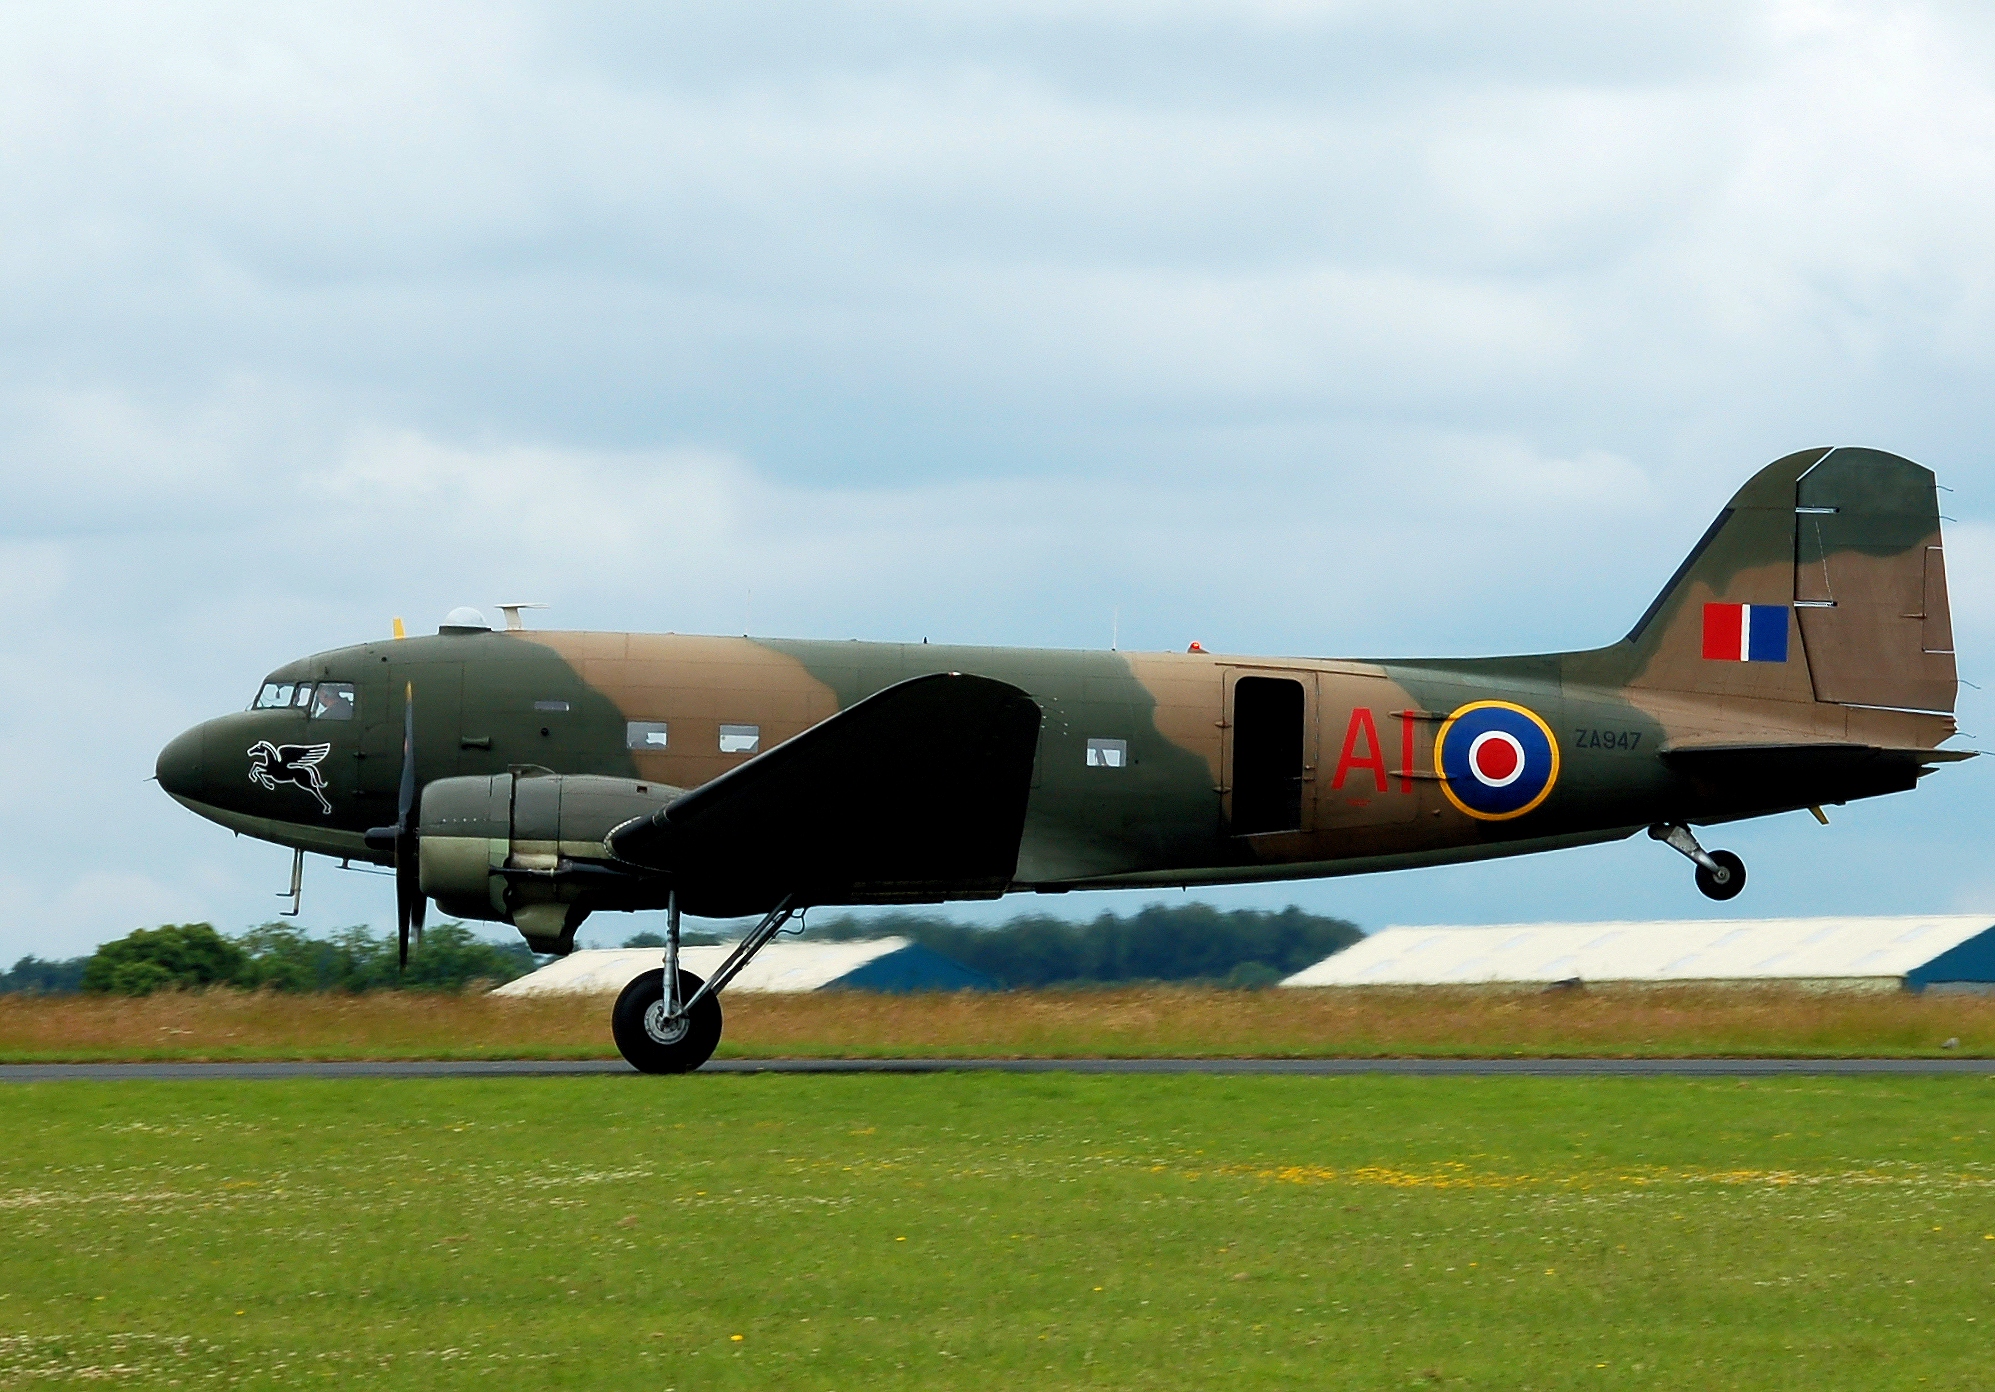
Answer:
[495,602,548,632]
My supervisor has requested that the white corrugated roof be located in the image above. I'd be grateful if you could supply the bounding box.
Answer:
[492,938,914,998]
[1281,916,1994,987]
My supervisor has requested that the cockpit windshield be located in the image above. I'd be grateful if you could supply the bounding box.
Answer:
[251,679,356,718]
[252,682,312,711]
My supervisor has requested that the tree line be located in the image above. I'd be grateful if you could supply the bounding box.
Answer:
[792,903,1361,989]
[1,922,538,996]
[3,903,1362,996]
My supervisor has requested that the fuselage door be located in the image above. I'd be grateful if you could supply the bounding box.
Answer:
[1223,670,1316,836]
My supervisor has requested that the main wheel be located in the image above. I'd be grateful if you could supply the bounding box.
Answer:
[1695,849,1746,901]
[612,968,723,1074]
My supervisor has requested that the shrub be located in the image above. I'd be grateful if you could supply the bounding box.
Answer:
[233,923,391,992]
[396,923,538,990]
[0,955,89,995]
[75,921,538,996]
[81,924,246,995]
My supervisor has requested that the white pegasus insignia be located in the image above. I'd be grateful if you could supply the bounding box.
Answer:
[246,740,334,815]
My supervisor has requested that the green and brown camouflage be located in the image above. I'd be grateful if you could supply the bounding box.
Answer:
[158,448,1968,953]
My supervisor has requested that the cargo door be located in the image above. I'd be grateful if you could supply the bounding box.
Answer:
[1223,671,1315,836]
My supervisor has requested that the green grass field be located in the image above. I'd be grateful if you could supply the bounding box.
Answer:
[2,1076,1990,1389]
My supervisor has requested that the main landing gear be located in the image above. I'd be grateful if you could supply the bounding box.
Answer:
[611,891,797,1074]
[1649,823,1746,901]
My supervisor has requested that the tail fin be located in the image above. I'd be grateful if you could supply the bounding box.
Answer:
[1612,447,1956,713]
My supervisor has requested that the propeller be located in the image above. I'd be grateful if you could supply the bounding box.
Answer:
[364,681,426,974]
[393,682,425,971]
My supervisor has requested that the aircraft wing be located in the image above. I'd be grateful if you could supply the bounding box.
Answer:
[606,672,1043,914]
[1660,742,1974,809]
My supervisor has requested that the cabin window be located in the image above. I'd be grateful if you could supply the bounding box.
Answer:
[627,721,669,751]
[1086,738,1128,768]
[534,700,571,713]
[253,682,310,710]
[309,682,356,721]
[719,723,760,754]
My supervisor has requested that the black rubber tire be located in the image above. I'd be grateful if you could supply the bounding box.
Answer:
[1695,850,1746,901]
[611,968,723,1074]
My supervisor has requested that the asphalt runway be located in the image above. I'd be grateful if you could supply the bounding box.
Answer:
[2,1057,1991,1082]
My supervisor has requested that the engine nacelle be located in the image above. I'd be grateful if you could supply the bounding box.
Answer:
[418,772,680,954]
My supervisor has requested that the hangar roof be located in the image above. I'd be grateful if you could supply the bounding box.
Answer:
[1280,915,1995,988]
[493,937,990,997]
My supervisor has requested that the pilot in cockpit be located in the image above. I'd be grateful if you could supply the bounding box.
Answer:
[308,682,356,721]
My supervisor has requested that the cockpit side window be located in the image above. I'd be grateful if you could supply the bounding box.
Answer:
[310,682,357,721]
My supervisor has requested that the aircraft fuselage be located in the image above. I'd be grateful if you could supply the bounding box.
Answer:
[156,627,1950,919]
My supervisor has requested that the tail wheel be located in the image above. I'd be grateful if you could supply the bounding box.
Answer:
[1695,849,1747,901]
[612,968,723,1074]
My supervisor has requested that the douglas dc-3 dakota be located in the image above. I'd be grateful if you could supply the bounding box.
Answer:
[158,448,1969,1071]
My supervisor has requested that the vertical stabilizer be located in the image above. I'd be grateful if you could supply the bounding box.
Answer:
[1605,448,1956,715]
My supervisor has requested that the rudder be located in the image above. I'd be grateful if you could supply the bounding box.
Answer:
[1793,448,1955,711]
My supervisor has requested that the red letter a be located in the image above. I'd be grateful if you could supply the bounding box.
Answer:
[1331,708,1388,793]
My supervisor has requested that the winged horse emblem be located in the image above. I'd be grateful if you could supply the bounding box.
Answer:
[247,741,334,815]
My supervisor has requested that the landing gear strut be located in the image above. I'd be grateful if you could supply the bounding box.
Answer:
[1649,823,1746,901]
[611,891,797,1074]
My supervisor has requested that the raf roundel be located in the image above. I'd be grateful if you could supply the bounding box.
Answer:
[1435,701,1560,821]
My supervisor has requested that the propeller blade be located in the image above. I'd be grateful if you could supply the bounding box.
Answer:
[396,681,416,830]
[393,680,421,976]
[399,861,422,969]
[396,830,421,973]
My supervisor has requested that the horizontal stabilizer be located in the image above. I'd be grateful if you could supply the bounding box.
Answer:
[607,672,1043,915]
[1660,742,1973,811]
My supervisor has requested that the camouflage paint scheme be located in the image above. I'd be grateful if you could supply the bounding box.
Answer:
[157,449,1967,951]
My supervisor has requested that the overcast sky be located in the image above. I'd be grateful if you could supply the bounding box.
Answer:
[5,1,1995,958]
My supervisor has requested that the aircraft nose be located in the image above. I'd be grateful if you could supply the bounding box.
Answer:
[156,724,206,801]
